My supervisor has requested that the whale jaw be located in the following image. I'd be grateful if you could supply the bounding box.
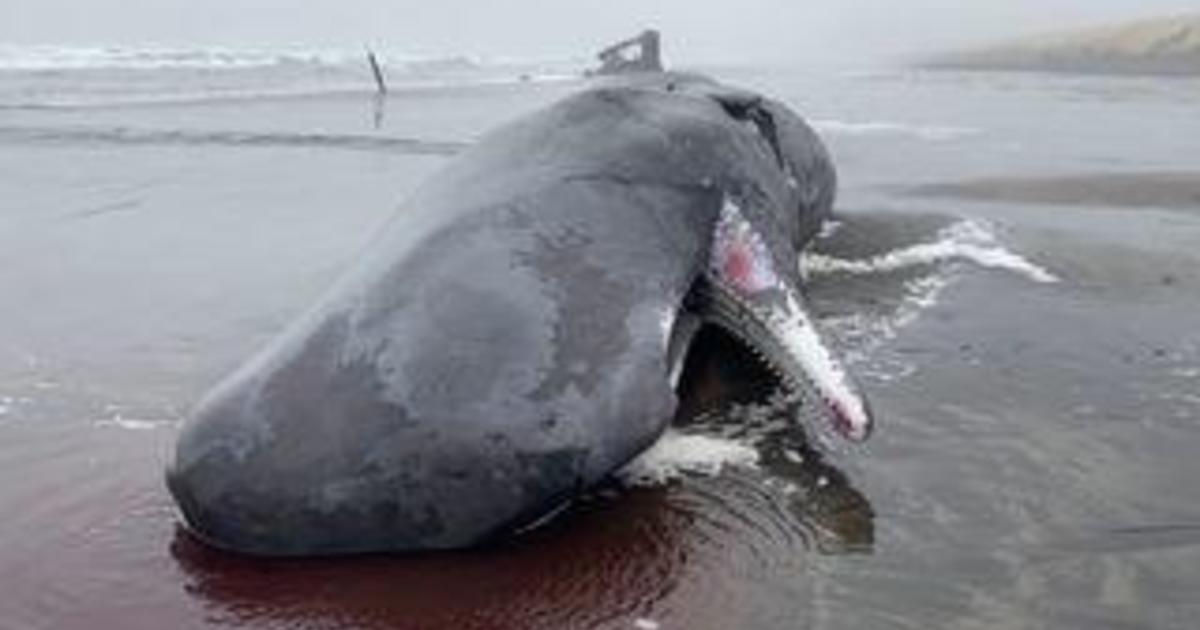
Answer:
[678,198,874,444]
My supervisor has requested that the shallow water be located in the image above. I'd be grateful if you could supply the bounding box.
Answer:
[1,56,1199,628]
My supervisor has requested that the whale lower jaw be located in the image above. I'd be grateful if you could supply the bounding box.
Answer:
[673,273,874,446]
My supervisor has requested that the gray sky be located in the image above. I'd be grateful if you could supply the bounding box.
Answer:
[4,0,1197,65]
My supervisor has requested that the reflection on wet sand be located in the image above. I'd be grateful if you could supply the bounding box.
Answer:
[170,322,874,629]
[171,489,685,630]
[905,171,1200,212]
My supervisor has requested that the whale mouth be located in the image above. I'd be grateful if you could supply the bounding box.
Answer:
[676,198,874,445]
[685,275,873,444]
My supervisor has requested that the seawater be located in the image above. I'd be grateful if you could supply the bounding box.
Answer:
[1,49,1199,629]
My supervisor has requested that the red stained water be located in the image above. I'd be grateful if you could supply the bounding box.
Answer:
[0,409,691,630]
[0,349,868,630]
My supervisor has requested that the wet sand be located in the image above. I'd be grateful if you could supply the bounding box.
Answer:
[2,69,1200,629]
[1,80,856,630]
[906,171,1200,211]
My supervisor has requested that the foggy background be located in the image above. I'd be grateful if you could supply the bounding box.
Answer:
[3,0,1198,66]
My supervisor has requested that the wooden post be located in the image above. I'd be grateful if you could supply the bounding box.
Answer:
[366,48,388,95]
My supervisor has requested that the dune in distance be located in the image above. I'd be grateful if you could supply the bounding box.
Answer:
[924,13,1200,76]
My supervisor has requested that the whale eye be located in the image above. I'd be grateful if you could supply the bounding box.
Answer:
[710,199,779,295]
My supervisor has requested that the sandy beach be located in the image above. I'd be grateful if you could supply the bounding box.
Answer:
[2,58,1199,629]
[906,171,1200,211]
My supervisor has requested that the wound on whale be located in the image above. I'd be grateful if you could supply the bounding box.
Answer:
[166,71,875,556]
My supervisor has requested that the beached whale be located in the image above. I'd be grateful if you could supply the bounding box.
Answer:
[166,72,874,556]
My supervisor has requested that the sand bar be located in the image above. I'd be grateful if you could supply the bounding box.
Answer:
[906,171,1200,210]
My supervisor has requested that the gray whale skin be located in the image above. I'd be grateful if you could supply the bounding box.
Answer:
[167,72,875,556]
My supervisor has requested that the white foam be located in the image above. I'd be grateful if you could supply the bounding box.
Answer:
[0,45,463,71]
[817,220,844,240]
[902,274,950,313]
[801,219,1059,284]
[0,48,584,109]
[815,266,953,384]
[95,413,168,431]
[834,273,951,342]
[0,44,584,76]
[812,119,982,142]
[633,619,662,630]
[620,429,759,486]
[805,219,1057,385]
[0,394,29,419]
[0,45,321,70]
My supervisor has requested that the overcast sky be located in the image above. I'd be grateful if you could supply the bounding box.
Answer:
[4,0,1196,65]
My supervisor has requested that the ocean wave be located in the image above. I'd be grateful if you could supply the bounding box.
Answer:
[0,44,584,74]
[0,86,371,110]
[0,45,583,108]
[0,125,468,155]
[0,45,352,71]
[0,45,487,72]
[801,219,1058,284]
[799,218,1055,383]
[812,119,982,141]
